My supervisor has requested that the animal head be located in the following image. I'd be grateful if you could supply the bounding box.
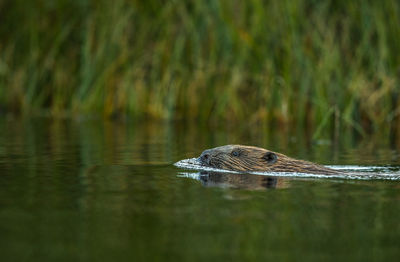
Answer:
[198,145,280,172]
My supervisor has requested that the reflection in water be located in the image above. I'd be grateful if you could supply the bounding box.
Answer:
[180,171,290,190]
[1,117,400,261]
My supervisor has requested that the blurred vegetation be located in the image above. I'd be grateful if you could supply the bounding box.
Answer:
[0,0,400,137]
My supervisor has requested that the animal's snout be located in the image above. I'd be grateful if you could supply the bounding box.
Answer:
[199,150,212,165]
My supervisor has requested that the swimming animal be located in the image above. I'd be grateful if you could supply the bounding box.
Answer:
[198,145,338,175]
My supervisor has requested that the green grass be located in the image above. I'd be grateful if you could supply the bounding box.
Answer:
[1,0,400,138]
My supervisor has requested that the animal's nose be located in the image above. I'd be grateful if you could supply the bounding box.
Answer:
[199,150,211,165]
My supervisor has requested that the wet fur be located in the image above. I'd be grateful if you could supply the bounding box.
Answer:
[199,145,339,175]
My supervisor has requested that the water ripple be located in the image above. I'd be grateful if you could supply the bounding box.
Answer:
[174,158,400,181]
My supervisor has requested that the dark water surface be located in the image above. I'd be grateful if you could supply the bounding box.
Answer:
[1,117,400,261]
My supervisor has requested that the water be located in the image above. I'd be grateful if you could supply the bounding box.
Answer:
[1,117,400,261]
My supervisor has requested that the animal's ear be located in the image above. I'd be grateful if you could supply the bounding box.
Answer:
[263,152,277,164]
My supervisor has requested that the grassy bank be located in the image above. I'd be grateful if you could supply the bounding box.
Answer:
[1,0,399,137]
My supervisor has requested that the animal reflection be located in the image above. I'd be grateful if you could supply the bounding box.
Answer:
[185,171,290,190]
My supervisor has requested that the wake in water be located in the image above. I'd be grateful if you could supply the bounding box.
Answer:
[174,158,400,181]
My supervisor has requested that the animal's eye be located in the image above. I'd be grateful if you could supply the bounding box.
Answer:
[232,150,240,157]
